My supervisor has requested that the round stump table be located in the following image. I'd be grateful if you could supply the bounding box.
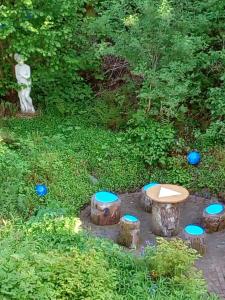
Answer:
[118,214,140,249]
[203,203,225,233]
[91,191,121,226]
[146,184,189,237]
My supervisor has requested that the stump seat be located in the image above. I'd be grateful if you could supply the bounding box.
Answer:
[183,224,206,255]
[118,214,140,249]
[146,184,189,237]
[91,191,121,226]
[203,203,225,233]
[141,182,159,213]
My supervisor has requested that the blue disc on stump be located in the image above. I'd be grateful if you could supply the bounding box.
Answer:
[184,224,204,235]
[95,191,118,203]
[123,214,139,222]
[35,184,48,197]
[187,151,201,165]
[205,203,224,215]
[143,182,159,191]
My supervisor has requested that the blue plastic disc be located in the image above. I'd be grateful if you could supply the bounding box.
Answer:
[205,204,224,215]
[95,191,118,203]
[187,151,201,165]
[123,214,139,222]
[143,182,159,191]
[35,184,48,197]
[184,225,204,235]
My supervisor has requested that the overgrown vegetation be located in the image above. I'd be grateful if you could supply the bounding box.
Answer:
[0,216,218,299]
[0,0,224,299]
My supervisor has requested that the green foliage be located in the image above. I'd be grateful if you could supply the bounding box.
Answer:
[0,0,96,111]
[0,115,148,219]
[0,217,217,300]
[126,117,175,165]
[145,238,211,300]
[90,0,225,143]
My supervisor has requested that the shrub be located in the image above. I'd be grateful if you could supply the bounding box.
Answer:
[144,238,210,299]
[126,116,175,165]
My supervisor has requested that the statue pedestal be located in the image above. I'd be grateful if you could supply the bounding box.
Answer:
[16,111,39,119]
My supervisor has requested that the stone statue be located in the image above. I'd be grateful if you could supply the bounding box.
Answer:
[14,53,35,113]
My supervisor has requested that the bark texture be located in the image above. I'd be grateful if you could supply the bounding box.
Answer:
[203,209,225,233]
[118,218,140,249]
[141,188,152,213]
[183,231,207,255]
[91,196,121,226]
[152,202,180,237]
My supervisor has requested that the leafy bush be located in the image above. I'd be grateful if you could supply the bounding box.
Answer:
[144,238,211,299]
[0,217,217,300]
[126,116,175,165]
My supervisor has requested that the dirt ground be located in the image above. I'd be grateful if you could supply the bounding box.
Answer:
[80,192,225,299]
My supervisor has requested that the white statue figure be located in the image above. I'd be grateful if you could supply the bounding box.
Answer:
[14,53,35,113]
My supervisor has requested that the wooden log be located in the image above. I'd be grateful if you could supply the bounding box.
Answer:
[183,225,206,255]
[152,202,181,237]
[118,215,140,249]
[91,191,121,226]
[146,184,189,237]
[141,182,159,213]
[202,203,225,233]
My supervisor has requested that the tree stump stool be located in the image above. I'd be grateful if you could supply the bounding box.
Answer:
[91,191,121,226]
[146,184,189,237]
[118,214,140,249]
[203,203,225,233]
[183,225,206,255]
[141,182,159,213]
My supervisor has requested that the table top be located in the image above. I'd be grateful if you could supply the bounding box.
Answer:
[146,184,189,204]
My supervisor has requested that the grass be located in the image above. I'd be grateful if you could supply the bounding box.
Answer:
[0,113,149,219]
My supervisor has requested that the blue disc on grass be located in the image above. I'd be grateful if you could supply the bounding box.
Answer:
[123,214,139,222]
[205,204,224,215]
[35,184,48,197]
[95,191,118,203]
[143,182,159,191]
[187,151,201,165]
[184,224,204,235]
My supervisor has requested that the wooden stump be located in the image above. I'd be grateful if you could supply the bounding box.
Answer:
[146,184,189,237]
[152,202,181,237]
[141,182,159,213]
[91,191,121,226]
[183,225,206,255]
[118,215,140,249]
[203,203,225,233]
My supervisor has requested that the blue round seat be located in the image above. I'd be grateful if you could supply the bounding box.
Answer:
[94,191,119,203]
[203,203,225,233]
[204,203,224,215]
[184,224,205,236]
[183,224,206,255]
[91,191,121,226]
[122,214,139,223]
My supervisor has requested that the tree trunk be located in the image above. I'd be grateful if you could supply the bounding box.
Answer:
[203,208,225,233]
[183,230,207,255]
[118,216,140,249]
[91,195,121,226]
[141,188,152,213]
[152,202,180,237]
